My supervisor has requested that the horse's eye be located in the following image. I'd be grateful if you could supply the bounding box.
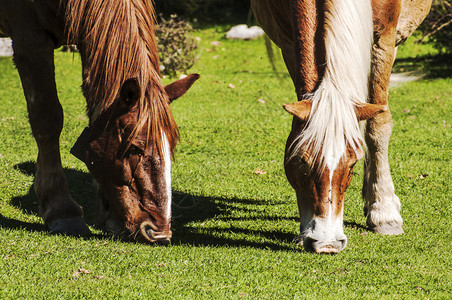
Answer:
[298,155,308,165]
[126,145,144,157]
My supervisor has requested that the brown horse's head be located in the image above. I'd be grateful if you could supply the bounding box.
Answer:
[283,100,386,253]
[71,74,199,245]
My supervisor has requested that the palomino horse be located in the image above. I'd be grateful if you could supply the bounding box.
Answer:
[0,0,199,244]
[251,0,432,253]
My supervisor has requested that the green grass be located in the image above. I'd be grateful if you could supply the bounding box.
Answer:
[0,30,451,298]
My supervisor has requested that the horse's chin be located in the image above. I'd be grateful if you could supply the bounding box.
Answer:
[104,216,122,236]
[101,213,171,245]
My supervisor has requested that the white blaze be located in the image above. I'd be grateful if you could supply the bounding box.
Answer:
[162,134,172,221]
[325,152,340,225]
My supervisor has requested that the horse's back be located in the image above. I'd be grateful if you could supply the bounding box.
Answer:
[253,0,432,49]
[0,0,64,44]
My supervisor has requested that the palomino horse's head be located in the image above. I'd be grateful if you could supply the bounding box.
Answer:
[71,74,199,244]
[283,100,387,253]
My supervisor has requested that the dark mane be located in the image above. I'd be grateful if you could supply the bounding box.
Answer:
[65,0,179,156]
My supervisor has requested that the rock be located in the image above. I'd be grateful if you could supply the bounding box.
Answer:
[0,38,13,56]
[226,25,265,40]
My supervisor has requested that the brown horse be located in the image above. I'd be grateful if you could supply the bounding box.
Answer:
[0,0,199,244]
[251,0,432,253]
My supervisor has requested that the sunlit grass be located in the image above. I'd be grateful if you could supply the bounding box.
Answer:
[0,28,450,298]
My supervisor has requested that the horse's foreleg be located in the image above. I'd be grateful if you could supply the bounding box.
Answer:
[12,30,90,236]
[363,0,403,235]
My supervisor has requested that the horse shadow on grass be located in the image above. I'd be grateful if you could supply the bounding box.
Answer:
[393,53,452,79]
[2,161,300,251]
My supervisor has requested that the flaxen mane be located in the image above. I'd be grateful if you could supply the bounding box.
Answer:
[288,0,373,172]
[65,0,178,157]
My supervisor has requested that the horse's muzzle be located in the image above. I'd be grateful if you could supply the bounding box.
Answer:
[140,221,172,245]
[303,236,347,254]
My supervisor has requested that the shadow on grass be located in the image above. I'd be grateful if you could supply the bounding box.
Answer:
[8,162,98,222]
[170,191,298,250]
[344,221,367,231]
[0,215,47,233]
[393,53,452,79]
[2,161,299,251]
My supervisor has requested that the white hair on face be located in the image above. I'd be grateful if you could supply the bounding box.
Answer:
[289,0,373,171]
[162,133,172,221]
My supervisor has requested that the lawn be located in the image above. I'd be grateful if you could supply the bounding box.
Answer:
[0,26,450,298]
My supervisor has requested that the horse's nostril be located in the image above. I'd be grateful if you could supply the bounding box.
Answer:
[140,221,171,245]
[302,236,317,252]
[338,237,347,250]
[140,221,158,243]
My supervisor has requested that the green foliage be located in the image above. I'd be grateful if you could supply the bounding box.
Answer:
[0,28,451,298]
[419,0,452,53]
[155,14,199,77]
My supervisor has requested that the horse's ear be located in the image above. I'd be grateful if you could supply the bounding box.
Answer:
[355,103,388,121]
[164,74,200,103]
[283,100,312,122]
[120,78,141,107]
[70,127,91,163]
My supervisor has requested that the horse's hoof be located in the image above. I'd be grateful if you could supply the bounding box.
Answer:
[47,217,92,237]
[370,222,404,235]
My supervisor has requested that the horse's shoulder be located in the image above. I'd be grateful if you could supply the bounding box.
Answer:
[396,0,433,45]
